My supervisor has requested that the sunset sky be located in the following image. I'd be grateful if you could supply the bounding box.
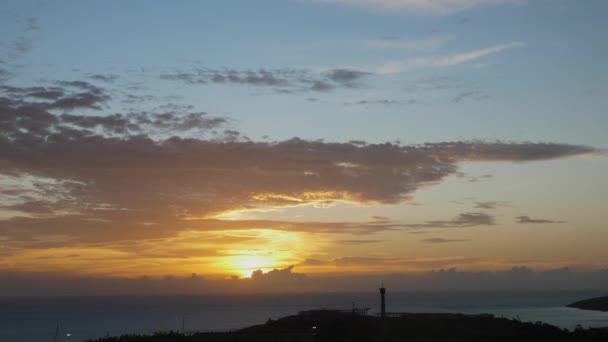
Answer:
[1,0,607,294]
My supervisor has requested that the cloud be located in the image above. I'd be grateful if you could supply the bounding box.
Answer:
[371,216,389,221]
[12,36,31,54]
[0,88,596,273]
[468,174,493,182]
[421,238,468,243]
[516,216,565,224]
[250,265,307,283]
[334,239,382,245]
[0,106,592,247]
[48,92,110,110]
[365,36,451,51]
[0,81,112,111]
[0,85,65,100]
[474,201,508,209]
[0,85,229,137]
[24,17,40,32]
[34,254,80,260]
[89,74,120,83]
[309,0,525,16]
[404,212,495,229]
[159,67,370,92]
[344,99,412,106]
[314,255,482,270]
[452,90,489,103]
[378,42,525,74]
[323,69,370,85]
[0,17,41,84]
[3,265,608,295]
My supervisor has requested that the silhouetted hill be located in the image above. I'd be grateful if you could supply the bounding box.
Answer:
[567,296,608,312]
[87,309,608,342]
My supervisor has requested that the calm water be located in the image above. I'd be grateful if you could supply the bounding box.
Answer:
[2,291,608,342]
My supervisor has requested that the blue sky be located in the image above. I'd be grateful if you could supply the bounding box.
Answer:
[3,0,607,146]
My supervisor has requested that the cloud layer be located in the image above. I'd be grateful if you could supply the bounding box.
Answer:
[0,78,596,277]
[159,67,370,93]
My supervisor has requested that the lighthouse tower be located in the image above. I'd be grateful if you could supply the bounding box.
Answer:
[379,283,386,318]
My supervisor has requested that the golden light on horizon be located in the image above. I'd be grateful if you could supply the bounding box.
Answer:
[211,228,311,277]
[227,253,276,277]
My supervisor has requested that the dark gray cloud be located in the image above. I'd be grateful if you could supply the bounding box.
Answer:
[348,140,368,146]
[55,80,106,95]
[2,266,608,295]
[0,84,228,138]
[0,68,14,83]
[89,74,120,83]
[0,17,41,84]
[24,17,40,31]
[159,67,371,93]
[327,256,481,269]
[516,216,565,224]
[453,90,489,103]
[468,174,493,182]
[48,92,110,110]
[324,68,370,85]
[0,81,111,111]
[474,201,509,209]
[405,77,488,104]
[250,265,307,284]
[0,85,65,100]
[404,212,495,229]
[0,88,596,249]
[11,36,31,54]
[344,99,407,106]
[421,238,469,243]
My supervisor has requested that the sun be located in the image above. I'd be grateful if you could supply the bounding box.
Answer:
[225,252,276,278]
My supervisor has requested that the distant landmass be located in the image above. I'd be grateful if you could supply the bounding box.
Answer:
[567,296,608,312]
[87,309,608,342]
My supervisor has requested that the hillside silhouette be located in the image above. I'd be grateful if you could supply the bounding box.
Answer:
[567,296,608,312]
[87,310,608,342]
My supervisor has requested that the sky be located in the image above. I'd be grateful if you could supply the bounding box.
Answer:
[0,0,607,295]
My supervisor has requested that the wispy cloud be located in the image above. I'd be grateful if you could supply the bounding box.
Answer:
[421,238,469,244]
[309,0,526,16]
[404,212,495,229]
[364,35,452,51]
[516,216,566,224]
[159,67,370,93]
[378,42,525,74]
[474,201,509,209]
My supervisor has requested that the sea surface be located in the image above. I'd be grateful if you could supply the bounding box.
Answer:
[2,291,608,342]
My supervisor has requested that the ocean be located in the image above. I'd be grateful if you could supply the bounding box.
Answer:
[2,291,608,342]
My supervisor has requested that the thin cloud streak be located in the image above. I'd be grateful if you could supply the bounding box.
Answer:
[364,36,452,51]
[378,42,525,74]
[309,0,526,15]
[516,215,566,224]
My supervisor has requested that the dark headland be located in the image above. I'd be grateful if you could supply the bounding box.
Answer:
[567,295,608,312]
[87,309,608,342]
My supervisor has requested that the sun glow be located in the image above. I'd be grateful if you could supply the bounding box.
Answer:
[211,229,310,277]
[228,253,277,277]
